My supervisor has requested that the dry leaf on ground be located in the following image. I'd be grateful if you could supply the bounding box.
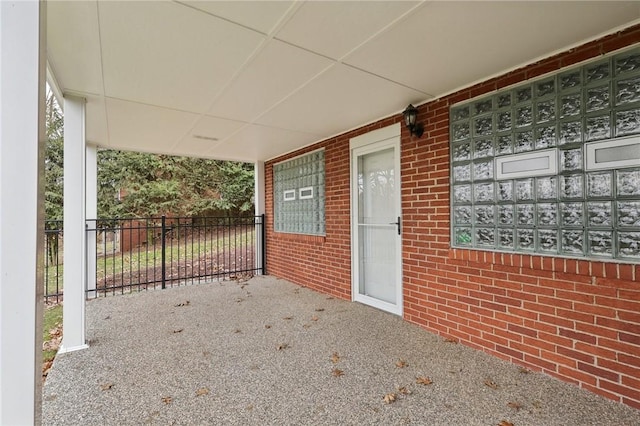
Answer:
[311,315,319,321]
[484,379,499,389]
[332,368,344,377]
[172,328,184,334]
[416,376,433,385]
[397,386,411,395]
[507,401,523,411]
[101,383,114,391]
[174,301,190,307]
[283,316,293,320]
[396,359,408,368]
[383,393,397,404]
[233,329,242,334]
[162,396,172,404]
[498,421,514,426]
[196,387,209,396]
[444,338,458,344]
[264,324,272,329]
[518,367,531,374]
[331,352,340,364]
[277,343,290,350]
[315,308,325,312]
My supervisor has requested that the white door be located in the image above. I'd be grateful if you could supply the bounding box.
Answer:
[351,131,402,315]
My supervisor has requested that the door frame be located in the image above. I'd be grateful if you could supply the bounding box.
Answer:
[349,123,402,315]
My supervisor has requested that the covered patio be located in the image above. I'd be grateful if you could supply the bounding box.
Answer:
[43,276,640,425]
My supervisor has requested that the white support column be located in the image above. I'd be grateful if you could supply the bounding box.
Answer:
[0,1,46,424]
[86,144,98,298]
[254,161,266,275]
[60,96,89,353]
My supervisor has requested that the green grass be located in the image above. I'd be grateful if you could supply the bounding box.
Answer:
[43,305,62,363]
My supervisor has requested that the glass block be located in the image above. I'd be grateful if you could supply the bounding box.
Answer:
[617,169,640,197]
[615,51,640,75]
[515,131,534,152]
[559,120,582,145]
[474,139,494,159]
[535,125,556,149]
[586,85,610,112]
[516,87,533,103]
[615,108,640,136]
[453,142,471,162]
[496,135,513,155]
[537,79,555,98]
[537,177,557,200]
[587,171,613,198]
[474,183,494,203]
[497,181,514,202]
[454,227,472,245]
[474,99,493,115]
[618,201,640,227]
[497,93,512,108]
[560,93,581,117]
[515,105,533,127]
[560,70,581,91]
[561,202,584,226]
[517,229,535,251]
[476,228,495,246]
[497,111,512,132]
[538,229,558,252]
[561,230,584,254]
[585,115,611,141]
[453,184,471,203]
[536,100,555,123]
[516,178,534,201]
[453,164,471,182]
[588,202,612,227]
[585,61,610,84]
[474,116,493,136]
[499,205,514,225]
[588,231,613,256]
[560,148,583,172]
[452,122,471,141]
[538,203,558,226]
[473,161,493,180]
[474,205,494,225]
[517,204,535,225]
[499,229,514,248]
[454,205,472,225]
[619,231,640,258]
[615,76,640,105]
[452,106,470,122]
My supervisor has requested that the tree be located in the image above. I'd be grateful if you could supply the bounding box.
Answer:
[44,89,64,221]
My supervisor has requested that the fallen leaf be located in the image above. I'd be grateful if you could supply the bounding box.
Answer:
[302,324,311,329]
[311,315,319,321]
[101,383,114,391]
[235,298,244,303]
[283,316,293,320]
[162,396,172,404]
[104,315,111,320]
[416,376,433,385]
[277,343,289,351]
[396,359,408,368]
[383,393,397,404]
[332,368,344,377]
[202,351,211,357]
[498,421,514,426]
[196,387,209,396]
[315,308,325,312]
[484,379,499,389]
[326,297,334,300]
[233,329,242,334]
[293,289,300,294]
[264,324,272,329]
[172,328,184,334]
[444,338,458,344]
[507,401,523,411]
[397,386,411,395]
[331,352,341,364]
[518,367,531,374]
[174,301,190,307]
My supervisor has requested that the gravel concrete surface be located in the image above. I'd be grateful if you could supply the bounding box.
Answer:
[43,276,640,425]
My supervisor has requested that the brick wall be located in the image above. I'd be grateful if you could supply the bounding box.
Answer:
[266,25,640,408]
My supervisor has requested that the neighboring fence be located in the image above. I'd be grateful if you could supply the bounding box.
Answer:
[44,215,265,302]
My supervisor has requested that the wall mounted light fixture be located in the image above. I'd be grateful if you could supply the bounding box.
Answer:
[403,104,424,137]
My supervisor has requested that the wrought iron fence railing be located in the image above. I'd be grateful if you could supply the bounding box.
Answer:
[44,215,265,303]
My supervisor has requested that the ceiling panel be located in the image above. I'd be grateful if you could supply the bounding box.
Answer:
[98,1,265,113]
[85,95,108,146]
[172,115,247,155]
[182,1,295,34]
[208,40,333,122]
[255,64,426,136]
[104,99,199,154]
[345,1,640,97]
[275,1,419,60]
[46,1,103,95]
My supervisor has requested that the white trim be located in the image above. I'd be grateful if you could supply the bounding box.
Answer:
[283,189,296,201]
[349,123,401,150]
[496,149,557,180]
[272,147,324,166]
[299,186,313,199]
[586,135,640,170]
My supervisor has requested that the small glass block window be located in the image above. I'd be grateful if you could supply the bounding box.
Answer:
[450,47,640,262]
[273,150,325,235]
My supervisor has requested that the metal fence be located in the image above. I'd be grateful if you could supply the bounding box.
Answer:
[44,220,64,304]
[44,215,265,303]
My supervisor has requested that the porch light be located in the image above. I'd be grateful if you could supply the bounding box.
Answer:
[403,104,424,137]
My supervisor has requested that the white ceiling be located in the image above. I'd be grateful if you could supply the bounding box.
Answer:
[46,1,640,163]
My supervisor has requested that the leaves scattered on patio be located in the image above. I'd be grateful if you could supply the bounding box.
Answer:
[311,315,319,322]
[161,396,172,404]
[395,359,408,368]
[484,379,499,389]
[416,376,433,385]
[383,393,397,404]
[196,387,210,396]
[264,324,272,329]
[331,352,341,364]
[233,329,242,334]
[444,338,458,344]
[277,343,290,351]
[507,401,523,411]
[397,386,411,395]
[172,328,184,334]
[498,421,514,426]
[331,368,344,377]
[174,301,190,307]
[518,367,532,374]
[100,382,114,391]
[315,308,325,312]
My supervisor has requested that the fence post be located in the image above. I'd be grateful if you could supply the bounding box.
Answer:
[261,213,266,275]
[161,215,166,289]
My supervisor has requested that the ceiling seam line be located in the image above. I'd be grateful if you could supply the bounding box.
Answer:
[341,63,432,97]
[95,0,111,147]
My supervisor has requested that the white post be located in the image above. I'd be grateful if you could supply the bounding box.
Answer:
[86,144,98,298]
[60,96,89,353]
[254,161,266,275]
[0,1,46,424]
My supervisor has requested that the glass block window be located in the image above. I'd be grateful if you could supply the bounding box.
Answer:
[273,150,325,235]
[450,47,640,261]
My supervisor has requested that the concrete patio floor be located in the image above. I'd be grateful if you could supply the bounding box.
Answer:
[43,275,640,425]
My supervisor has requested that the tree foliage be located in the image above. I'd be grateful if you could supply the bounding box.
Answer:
[45,90,64,222]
